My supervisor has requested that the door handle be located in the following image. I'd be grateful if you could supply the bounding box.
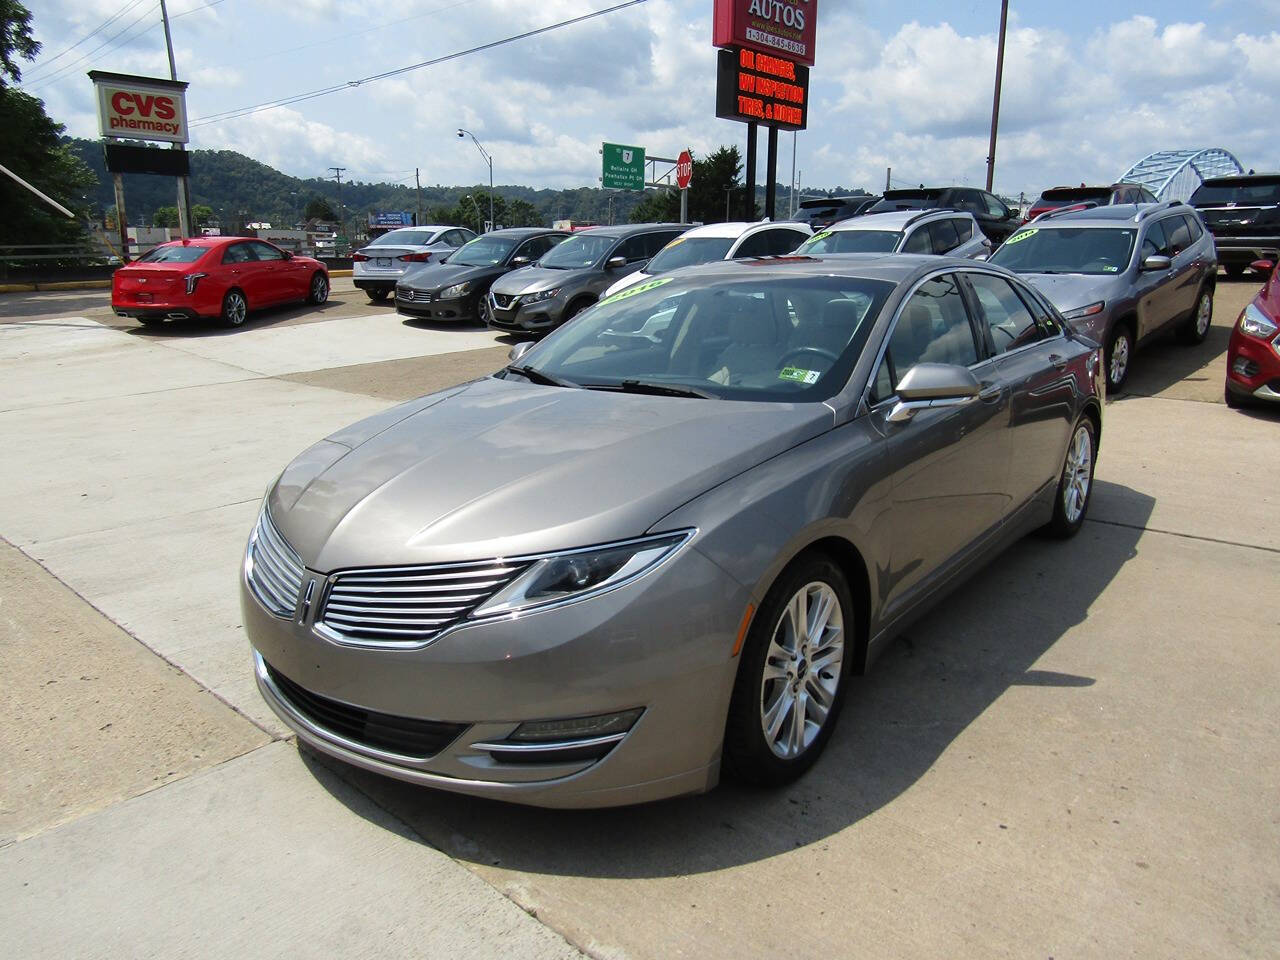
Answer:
[1048,353,1068,370]
[978,383,1004,402]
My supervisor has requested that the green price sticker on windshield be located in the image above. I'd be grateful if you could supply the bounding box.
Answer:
[1004,229,1037,245]
[806,230,832,247]
[599,275,674,306]
[779,366,820,385]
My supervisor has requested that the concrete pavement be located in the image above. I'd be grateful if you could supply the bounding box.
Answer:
[0,280,1276,958]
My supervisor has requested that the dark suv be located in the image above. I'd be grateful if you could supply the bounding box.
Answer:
[1188,174,1280,279]
[487,223,687,334]
[867,187,1022,243]
[792,195,878,229]
[1025,183,1157,222]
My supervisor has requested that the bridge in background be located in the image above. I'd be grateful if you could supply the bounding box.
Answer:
[1118,148,1245,202]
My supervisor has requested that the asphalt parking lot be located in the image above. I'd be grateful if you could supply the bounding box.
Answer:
[1,276,1276,958]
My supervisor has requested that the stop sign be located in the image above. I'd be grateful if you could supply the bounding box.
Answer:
[676,149,693,190]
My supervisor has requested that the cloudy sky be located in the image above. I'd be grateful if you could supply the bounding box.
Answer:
[19,0,1280,199]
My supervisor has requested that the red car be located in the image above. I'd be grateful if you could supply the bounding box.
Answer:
[112,237,329,327]
[1225,258,1280,408]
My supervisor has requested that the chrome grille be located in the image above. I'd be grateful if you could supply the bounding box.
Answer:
[399,288,434,303]
[247,509,305,618]
[319,559,531,646]
[492,293,516,309]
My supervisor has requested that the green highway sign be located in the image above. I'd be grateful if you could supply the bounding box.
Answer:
[602,142,645,191]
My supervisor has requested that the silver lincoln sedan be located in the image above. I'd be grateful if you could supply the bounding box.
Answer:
[242,254,1105,808]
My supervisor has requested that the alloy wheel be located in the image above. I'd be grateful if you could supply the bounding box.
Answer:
[312,275,329,304]
[759,581,845,760]
[225,292,247,326]
[1195,293,1212,337]
[1109,332,1130,386]
[1062,422,1093,524]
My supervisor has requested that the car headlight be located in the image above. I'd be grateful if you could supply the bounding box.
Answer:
[470,531,694,618]
[523,287,560,303]
[1239,303,1278,340]
[440,281,473,299]
[1062,301,1104,320]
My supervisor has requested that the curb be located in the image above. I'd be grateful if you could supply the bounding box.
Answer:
[328,269,352,277]
[0,279,113,293]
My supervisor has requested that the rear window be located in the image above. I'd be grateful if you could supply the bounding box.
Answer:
[1190,179,1280,207]
[370,229,441,246]
[1040,188,1112,203]
[135,245,207,263]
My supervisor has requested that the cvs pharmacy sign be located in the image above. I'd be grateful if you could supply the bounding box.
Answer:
[89,70,189,144]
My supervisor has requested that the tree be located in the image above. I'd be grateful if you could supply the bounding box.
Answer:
[192,204,214,226]
[153,206,180,227]
[303,195,336,221]
[0,3,97,244]
[630,146,748,224]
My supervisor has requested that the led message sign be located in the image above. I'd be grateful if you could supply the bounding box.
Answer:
[713,0,818,68]
[715,47,809,130]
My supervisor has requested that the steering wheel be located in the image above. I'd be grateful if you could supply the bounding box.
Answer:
[777,346,840,368]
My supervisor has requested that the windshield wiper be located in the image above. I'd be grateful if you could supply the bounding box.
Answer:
[506,364,578,388]
[612,379,716,399]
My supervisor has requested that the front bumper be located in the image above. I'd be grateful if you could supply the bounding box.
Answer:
[486,290,565,333]
[1211,237,1280,265]
[1226,329,1280,403]
[395,288,477,321]
[242,540,747,807]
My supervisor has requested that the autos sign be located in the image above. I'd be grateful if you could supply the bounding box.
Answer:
[89,71,189,145]
[713,0,818,67]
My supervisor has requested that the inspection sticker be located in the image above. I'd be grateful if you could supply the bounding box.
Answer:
[599,275,674,305]
[779,366,820,384]
[1004,229,1037,245]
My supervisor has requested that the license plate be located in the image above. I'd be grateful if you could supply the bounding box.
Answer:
[136,293,153,303]
[376,258,393,269]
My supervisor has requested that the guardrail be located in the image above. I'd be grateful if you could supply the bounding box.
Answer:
[0,243,123,284]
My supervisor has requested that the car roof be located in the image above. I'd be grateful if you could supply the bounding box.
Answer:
[653,252,1008,286]
[1028,203,1190,226]
[672,221,804,240]
[575,222,687,238]
[797,196,871,207]
[1199,173,1280,185]
[826,210,963,231]
[484,227,567,238]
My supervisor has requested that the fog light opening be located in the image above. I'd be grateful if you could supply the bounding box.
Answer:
[510,708,643,743]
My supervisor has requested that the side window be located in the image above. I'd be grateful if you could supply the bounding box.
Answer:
[613,235,649,263]
[1163,216,1192,255]
[774,229,810,254]
[512,238,542,262]
[949,190,981,215]
[249,241,284,261]
[735,230,775,258]
[222,243,253,264]
[982,192,1008,218]
[1140,220,1169,259]
[953,217,974,242]
[451,230,471,247]
[646,231,682,257]
[1019,284,1063,337]
[886,274,979,374]
[869,355,894,404]
[966,273,1043,353]
[902,227,932,254]
[1182,214,1202,241]
[928,219,961,254]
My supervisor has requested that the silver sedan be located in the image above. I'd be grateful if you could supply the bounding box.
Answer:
[242,255,1105,807]
[352,225,475,302]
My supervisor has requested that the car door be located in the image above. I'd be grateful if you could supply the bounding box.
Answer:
[1134,219,1179,341]
[1158,215,1200,325]
[221,242,268,305]
[960,270,1076,513]
[249,241,301,303]
[733,229,776,259]
[926,218,961,255]
[765,227,812,254]
[867,272,1011,620]
[981,192,1017,244]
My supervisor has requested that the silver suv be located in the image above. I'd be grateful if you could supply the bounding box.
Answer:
[989,202,1217,390]
[795,210,991,259]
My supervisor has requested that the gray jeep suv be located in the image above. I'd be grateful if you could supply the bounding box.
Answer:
[488,223,687,334]
[989,202,1217,390]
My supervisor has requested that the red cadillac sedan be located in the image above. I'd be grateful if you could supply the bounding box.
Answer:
[112,237,329,327]
[1225,258,1280,409]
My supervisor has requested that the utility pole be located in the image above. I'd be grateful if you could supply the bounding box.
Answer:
[789,132,797,218]
[329,167,346,250]
[885,167,892,192]
[159,0,192,237]
[986,0,1010,192]
[415,168,422,226]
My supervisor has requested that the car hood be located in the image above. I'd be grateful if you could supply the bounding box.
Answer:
[401,261,499,290]
[604,270,651,298]
[491,265,592,295]
[1018,273,1118,312]
[268,377,831,571]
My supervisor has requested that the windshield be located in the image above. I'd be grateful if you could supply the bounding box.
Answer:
[447,235,519,266]
[646,236,735,273]
[136,245,207,263]
[539,233,616,269]
[1190,179,1280,206]
[503,274,894,402]
[794,205,847,224]
[798,229,901,254]
[991,227,1137,275]
[867,196,933,213]
[370,229,440,247]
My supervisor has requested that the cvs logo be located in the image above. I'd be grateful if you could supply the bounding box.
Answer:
[111,92,177,120]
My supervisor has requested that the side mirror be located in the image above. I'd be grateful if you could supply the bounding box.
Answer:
[974,252,990,262]
[887,363,980,424]
[605,255,627,269]
[1251,259,1275,275]
[1141,255,1172,272]
[508,341,533,363]
[510,255,531,267]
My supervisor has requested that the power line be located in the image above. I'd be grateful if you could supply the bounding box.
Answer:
[189,0,649,128]
[23,0,151,76]
[21,2,161,90]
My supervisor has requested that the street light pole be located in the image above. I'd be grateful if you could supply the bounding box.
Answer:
[457,129,494,231]
[985,0,1010,192]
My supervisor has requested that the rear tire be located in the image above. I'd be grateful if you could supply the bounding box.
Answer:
[1043,416,1097,539]
[367,288,391,303]
[220,289,248,328]
[561,298,594,325]
[1224,264,1246,280]
[1180,286,1213,344]
[723,554,853,787]
[1106,322,1133,392]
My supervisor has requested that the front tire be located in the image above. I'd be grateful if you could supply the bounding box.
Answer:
[1106,322,1133,391]
[723,555,853,786]
[1224,384,1245,409]
[1180,286,1212,344]
[1043,416,1097,539]
[307,272,329,305]
[221,289,248,327]
[367,288,391,303]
